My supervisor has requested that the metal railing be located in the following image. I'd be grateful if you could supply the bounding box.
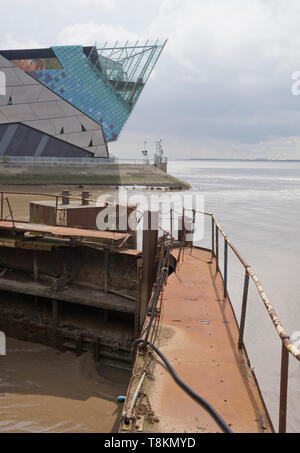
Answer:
[177,207,300,433]
[115,158,152,165]
[0,156,116,165]
[0,156,168,167]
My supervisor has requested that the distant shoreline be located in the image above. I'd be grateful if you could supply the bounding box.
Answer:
[172,158,300,162]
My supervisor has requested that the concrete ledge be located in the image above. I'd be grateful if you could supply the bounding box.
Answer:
[0,163,190,189]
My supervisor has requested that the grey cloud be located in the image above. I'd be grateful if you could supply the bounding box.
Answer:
[2,0,300,158]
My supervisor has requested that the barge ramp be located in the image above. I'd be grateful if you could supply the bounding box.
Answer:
[122,247,273,433]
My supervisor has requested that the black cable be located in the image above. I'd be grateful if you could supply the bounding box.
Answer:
[132,338,233,434]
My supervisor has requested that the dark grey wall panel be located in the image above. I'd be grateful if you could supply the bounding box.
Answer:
[0,124,18,156]
[42,137,91,157]
[4,124,41,156]
[0,123,93,158]
[34,135,50,157]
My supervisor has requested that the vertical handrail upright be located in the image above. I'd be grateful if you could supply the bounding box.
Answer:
[191,209,195,252]
[238,269,250,349]
[182,208,185,262]
[215,224,219,271]
[170,208,173,247]
[224,238,228,298]
[279,344,289,433]
[55,196,58,226]
[211,216,215,260]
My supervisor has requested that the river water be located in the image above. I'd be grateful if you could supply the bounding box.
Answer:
[168,159,300,433]
[0,338,129,433]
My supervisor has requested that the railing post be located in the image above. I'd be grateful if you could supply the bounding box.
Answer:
[279,344,289,433]
[238,269,250,349]
[215,224,219,271]
[55,196,58,226]
[224,238,228,298]
[6,197,15,229]
[191,209,195,249]
[211,216,215,259]
[182,208,185,262]
[170,208,173,245]
[182,208,185,245]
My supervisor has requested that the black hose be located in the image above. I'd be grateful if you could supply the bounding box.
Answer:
[132,338,233,434]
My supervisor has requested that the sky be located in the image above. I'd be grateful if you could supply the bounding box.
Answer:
[1,0,300,159]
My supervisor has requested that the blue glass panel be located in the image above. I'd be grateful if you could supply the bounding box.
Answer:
[27,46,131,141]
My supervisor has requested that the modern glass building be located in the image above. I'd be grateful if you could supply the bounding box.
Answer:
[0,40,166,159]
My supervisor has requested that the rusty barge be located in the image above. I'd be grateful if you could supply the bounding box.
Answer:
[0,191,168,368]
[120,210,299,434]
[0,191,298,433]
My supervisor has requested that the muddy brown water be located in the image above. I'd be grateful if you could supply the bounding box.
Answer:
[0,186,131,433]
[0,338,130,433]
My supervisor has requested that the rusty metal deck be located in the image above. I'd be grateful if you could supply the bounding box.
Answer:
[134,247,273,433]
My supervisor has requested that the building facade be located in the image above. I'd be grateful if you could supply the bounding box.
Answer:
[0,41,166,160]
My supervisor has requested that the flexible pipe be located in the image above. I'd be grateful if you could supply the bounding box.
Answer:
[132,338,233,434]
